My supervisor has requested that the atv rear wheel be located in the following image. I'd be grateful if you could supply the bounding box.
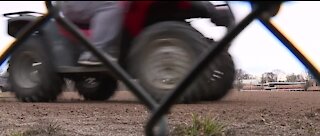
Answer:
[126,21,235,103]
[74,75,118,101]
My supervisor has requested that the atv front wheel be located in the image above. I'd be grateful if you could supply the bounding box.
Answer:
[9,36,64,102]
[200,52,235,101]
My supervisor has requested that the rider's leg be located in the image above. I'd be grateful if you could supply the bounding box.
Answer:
[61,1,125,65]
[77,1,125,65]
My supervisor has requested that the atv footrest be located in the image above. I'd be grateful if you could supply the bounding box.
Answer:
[57,66,110,73]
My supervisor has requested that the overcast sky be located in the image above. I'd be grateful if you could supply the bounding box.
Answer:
[0,1,319,76]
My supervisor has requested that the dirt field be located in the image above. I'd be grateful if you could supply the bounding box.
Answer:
[0,90,319,136]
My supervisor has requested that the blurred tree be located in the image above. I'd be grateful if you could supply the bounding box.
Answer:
[286,73,305,82]
[304,70,319,90]
[306,70,316,80]
[261,72,277,83]
[234,69,248,91]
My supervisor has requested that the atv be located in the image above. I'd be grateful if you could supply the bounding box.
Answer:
[3,1,236,103]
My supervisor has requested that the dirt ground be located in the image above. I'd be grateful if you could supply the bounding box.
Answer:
[0,89,319,136]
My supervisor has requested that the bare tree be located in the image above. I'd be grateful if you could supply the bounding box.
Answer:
[306,70,316,80]
[272,69,285,76]
[261,72,277,83]
[305,70,319,90]
[234,69,251,91]
[286,73,305,82]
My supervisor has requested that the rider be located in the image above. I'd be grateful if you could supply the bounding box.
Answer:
[61,1,126,65]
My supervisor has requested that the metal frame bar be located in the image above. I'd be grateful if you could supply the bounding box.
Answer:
[146,3,268,135]
[258,18,320,82]
[0,12,51,67]
[45,2,159,110]
[1,1,319,136]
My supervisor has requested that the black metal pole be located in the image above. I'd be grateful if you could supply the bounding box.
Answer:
[0,13,52,68]
[258,18,320,82]
[146,3,267,136]
[45,1,159,110]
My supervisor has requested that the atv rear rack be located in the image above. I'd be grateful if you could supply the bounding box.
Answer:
[3,11,44,18]
[1,1,319,136]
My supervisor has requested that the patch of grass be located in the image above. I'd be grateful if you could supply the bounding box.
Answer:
[10,121,65,136]
[172,113,225,136]
[10,132,23,136]
[306,122,317,136]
